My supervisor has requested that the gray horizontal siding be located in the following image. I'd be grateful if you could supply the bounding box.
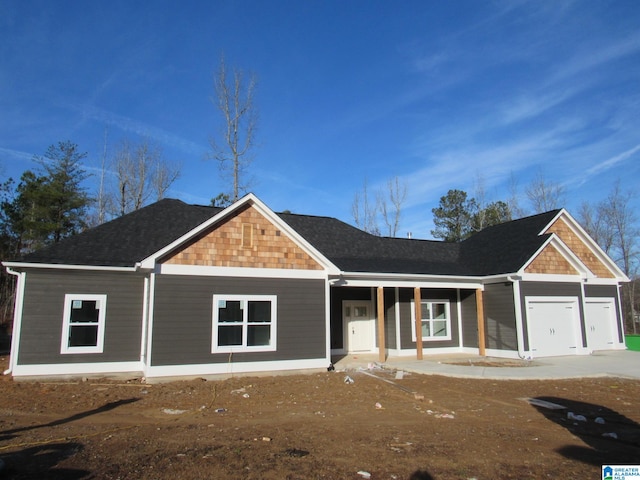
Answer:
[460,290,478,348]
[383,288,396,349]
[483,283,517,351]
[584,284,618,298]
[151,275,326,366]
[18,270,144,365]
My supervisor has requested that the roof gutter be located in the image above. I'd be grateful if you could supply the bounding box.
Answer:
[2,261,151,273]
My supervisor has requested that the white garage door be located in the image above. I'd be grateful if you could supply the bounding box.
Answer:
[526,297,580,357]
[585,299,616,351]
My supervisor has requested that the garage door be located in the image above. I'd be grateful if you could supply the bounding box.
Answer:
[585,299,616,351]
[526,297,580,357]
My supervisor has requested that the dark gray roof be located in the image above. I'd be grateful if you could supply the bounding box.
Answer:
[13,198,561,276]
[459,210,559,275]
[18,199,222,267]
[277,213,465,275]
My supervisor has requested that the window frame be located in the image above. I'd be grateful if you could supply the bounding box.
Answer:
[60,294,107,354]
[410,299,452,342]
[212,294,277,353]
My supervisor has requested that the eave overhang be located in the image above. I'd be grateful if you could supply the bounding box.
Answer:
[331,271,485,289]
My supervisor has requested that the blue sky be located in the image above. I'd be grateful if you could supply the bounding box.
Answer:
[1,0,639,239]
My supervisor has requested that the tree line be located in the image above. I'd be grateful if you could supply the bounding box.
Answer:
[351,173,638,333]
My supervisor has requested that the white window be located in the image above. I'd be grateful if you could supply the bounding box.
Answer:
[411,300,452,342]
[61,294,107,354]
[212,295,277,353]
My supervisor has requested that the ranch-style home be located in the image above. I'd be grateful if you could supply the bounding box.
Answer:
[2,193,628,380]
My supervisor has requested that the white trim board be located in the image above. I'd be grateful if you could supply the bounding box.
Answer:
[145,357,328,379]
[12,361,143,377]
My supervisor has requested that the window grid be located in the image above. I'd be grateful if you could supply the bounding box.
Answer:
[60,294,107,354]
[212,295,277,353]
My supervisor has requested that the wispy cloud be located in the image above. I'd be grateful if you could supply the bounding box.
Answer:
[580,144,640,183]
[67,103,206,156]
[550,31,640,84]
[0,147,34,162]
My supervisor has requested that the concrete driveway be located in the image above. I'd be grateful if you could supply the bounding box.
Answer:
[334,350,640,380]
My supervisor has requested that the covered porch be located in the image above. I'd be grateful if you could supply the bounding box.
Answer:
[329,276,488,362]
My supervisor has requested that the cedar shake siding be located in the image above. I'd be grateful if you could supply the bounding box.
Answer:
[545,218,615,278]
[17,270,144,365]
[150,275,326,366]
[460,290,479,348]
[483,283,517,351]
[524,244,579,275]
[163,204,322,271]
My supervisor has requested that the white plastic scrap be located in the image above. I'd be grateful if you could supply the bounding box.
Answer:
[344,375,355,384]
[162,408,187,415]
[357,471,371,479]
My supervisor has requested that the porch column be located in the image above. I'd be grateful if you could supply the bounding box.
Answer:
[377,286,386,363]
[414,287,423,360]
[476,288,486,356]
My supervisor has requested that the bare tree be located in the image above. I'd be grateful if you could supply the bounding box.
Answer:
[353,176,408,237]
[577,201,614,254]
[210,55,258,201]
[579,181,639,333]
[603,182,639,333]
[352,178,380,236]
[378,176,407,237]
[507,172,527,219]
[109,138,180,217]
[94,128,110,226]
[525,170,566,213]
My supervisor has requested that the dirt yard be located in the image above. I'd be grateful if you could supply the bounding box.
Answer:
[0,356,639,480]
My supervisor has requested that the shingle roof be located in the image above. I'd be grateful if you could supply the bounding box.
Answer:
[278,213,465,275]
[18,199,222,267]
[459,210,560,275]
[13,198,560,276]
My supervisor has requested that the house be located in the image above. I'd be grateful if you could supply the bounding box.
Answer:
[2,194,629,380]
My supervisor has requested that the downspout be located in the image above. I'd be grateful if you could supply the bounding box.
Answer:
[144,272,157,379]
[508,275,528,359]
[139,274,151,371]
[4,267,25,376]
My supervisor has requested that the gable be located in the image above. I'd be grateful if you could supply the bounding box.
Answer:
[161,204,323,270]
[544,217,615,279]
[524,244,579,275]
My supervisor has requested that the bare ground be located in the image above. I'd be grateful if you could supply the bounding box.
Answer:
[0,356,639,480]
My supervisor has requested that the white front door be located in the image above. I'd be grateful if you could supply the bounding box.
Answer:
[585,299,616,351]
[527,297,580,357]
[344,301,374,352]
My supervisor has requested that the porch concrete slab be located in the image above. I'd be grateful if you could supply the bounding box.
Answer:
[334,350,640,380]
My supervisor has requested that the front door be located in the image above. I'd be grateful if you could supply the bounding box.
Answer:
[343,301,374,352]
